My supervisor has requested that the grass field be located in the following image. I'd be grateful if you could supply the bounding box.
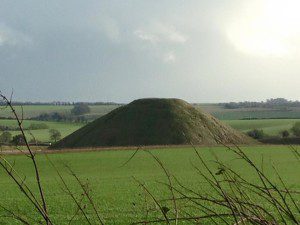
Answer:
[196,104,300,120]
[0,119,83,142]
[224,119,300,136]
[0,105,120,119]
[0,146,299,224]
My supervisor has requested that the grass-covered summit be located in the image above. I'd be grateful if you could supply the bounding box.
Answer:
[53,98,252,148]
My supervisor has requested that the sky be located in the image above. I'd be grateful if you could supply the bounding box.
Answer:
[1,0,300,103]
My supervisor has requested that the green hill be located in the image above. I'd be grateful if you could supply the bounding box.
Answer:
[53,98,253,148]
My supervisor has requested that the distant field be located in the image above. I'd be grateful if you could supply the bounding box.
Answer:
[0,146,298,224]
[213,110,300,120]
[2,103,300,120]
[224,119,300,136]
[197,104,300,120]
[0,119,83,142]
[0,104,120,119]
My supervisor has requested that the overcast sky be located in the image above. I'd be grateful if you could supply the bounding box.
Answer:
[1,0,300,103]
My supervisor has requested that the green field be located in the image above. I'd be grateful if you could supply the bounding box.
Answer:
[196,104,300,120]
[0,146,299,224]
[0,119,82,142]
[225,119,300,136]
[0,105,119,119]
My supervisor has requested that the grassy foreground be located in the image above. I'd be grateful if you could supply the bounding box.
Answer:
[0,146,299,224]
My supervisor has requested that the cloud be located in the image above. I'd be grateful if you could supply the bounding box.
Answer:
[134,30,159,43]
[134,22,187,44]
[224,0,300,57]
[167,31,187,43]
[133,23,186,64]
[0,23,32,47]
[163,51,176,63]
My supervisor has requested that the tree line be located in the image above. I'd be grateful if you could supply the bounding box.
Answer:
[0,123,49,131]
[31,104,91,122]
[0,101,122,106]
[220,98,300,109]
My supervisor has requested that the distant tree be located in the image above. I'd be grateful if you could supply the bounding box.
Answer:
[71,104,91,116]
[0,131,12,143]
[223,102,239,109]
[247,129,265,139]
[49,129,61,142]
[33,112,67,122]
[280,130,290,138]
[11,134,25,145]
[0,125,19,131]
[291,122,300,137]
[28,123,49,130]
[51,112,66,121]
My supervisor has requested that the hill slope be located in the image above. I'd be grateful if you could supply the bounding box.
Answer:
[53,98,253,148]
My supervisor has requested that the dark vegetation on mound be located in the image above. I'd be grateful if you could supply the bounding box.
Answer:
[53,98,253,148]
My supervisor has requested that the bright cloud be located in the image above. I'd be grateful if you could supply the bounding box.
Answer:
[134,30,159,43]
[134,22,187,44]
[163,51,176,63]
[134,22,186,64]
[226,0,300,57]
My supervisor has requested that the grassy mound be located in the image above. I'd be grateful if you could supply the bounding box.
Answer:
[53,98,253,148]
